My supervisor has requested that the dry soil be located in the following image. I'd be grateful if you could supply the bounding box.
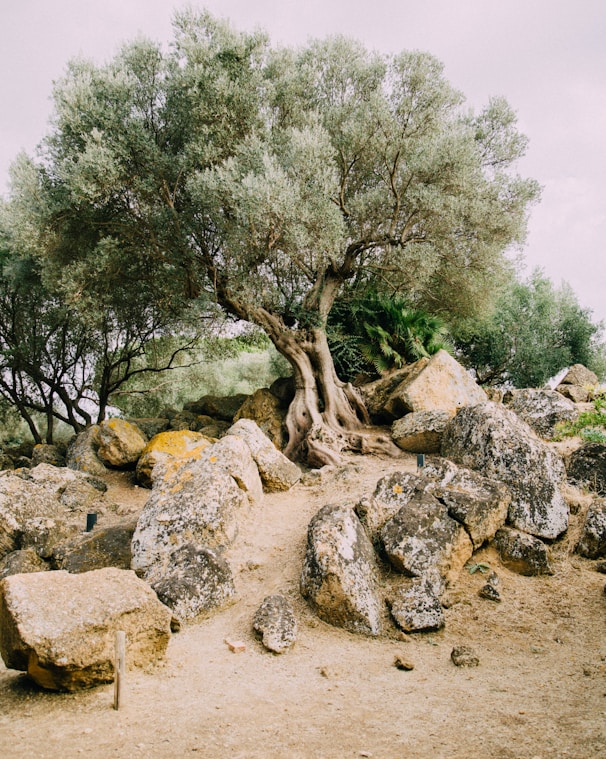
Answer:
[0,451,605,759]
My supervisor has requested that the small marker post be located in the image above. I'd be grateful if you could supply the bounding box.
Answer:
[417,453,425,469]
[114,630,126,710]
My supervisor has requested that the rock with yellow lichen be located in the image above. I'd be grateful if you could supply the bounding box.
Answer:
[96,419,148,468]
[135,430,214,488]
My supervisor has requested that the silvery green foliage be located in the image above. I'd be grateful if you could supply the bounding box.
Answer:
[12,9,538,329]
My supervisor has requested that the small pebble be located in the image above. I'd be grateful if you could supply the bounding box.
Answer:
[451,645,480,668]
[394,655,414,671]
[479,584,501,603]
[487,571,500,587]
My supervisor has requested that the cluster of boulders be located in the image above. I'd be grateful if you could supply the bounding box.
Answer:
[299,357,606,636]
[0,416,301,690]
[1,354,605,691]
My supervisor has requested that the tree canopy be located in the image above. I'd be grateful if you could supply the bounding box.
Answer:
[4,10,540,463]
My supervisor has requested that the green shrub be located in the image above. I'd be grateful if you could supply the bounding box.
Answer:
[552,390,606,442]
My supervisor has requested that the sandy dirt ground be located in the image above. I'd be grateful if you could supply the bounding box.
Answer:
[0,451,605,759]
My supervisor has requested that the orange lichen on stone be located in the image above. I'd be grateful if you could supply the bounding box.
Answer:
[136,431,213,488]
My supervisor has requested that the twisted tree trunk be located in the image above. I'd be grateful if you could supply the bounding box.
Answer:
[265,324,397,467]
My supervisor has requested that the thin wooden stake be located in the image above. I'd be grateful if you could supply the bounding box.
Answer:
[113,630,126,710]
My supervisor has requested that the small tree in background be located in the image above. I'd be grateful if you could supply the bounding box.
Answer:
[0,201,203,442]
[454,269,606,387]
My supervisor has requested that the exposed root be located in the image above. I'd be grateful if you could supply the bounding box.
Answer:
[304,424,346,468]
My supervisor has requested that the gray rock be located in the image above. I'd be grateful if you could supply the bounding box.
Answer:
[506,388,578,439]
[31,444,66,468]
[0,469,83,560]
[0,567,172,691]
[442,402,569,539]
[53,521,136,573]
[227,419,301,492]
[389,579,445,632]
[478,584,501,602]
[131,462,247,584]
[358,460,509,555]
[381,491,473,596]
[423,459,511,549]
[494,527,554,576]
[253,594,297,653]
[66,426,106,476]
[576,500,606,559]
[300,503,382,636]
[391,410,453,453]
[355,471,426,547]
[151,544,235,622]
[0,548,50,580]
[184,393,250,422]
[566,443,606,497]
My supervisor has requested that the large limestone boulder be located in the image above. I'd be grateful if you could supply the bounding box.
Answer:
[382,350,487,421]
[560,364,599,387]
[0,567,172,691]
[391,410,453,453]
[441,402,569,539]
[135,430,213,488]
[359,361,430,422]
[197,435,264,505]
[233,388,287,450]
[506,388,578,439]
[96,419,148,468]
[300,503,382,636]
[555,364,600,403]
[151,544,235,622]
[227,419,301,492]
[66,425,106,475]
[380,491,473,596]
[566,443,606,497]
[131,460,247,585]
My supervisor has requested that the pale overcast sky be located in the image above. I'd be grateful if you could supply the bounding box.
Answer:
[1,0,605,324]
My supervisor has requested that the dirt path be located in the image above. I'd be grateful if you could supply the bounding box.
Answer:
[1,453,605,758]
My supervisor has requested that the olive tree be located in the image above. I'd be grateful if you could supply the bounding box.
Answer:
[13,10,539,464]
